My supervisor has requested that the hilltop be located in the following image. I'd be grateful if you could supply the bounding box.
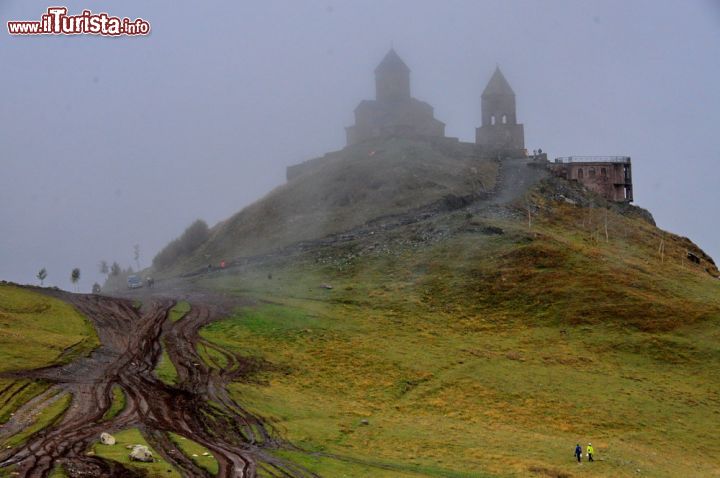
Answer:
[166,137,719,475]
[159,138,499,275]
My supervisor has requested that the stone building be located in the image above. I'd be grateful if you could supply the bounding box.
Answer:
[475,67,525,156]
[551,156,633,202]
[345,49,446,145]
[289,54,637,204]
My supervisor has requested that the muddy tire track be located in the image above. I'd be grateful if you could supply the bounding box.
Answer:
[0,291,316,478]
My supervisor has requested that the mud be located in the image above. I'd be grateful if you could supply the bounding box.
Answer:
[0,291,316,478]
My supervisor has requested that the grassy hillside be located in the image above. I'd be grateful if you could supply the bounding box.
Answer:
[0,284,99,426]
[197,178,720,477]
[167,137,498,274]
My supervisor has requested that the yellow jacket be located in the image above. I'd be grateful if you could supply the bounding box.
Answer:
[587,445,594,454]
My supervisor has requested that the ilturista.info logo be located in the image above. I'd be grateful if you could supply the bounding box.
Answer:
[7,7,150,36]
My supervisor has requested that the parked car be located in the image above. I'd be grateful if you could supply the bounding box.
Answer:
[127,274,143,289]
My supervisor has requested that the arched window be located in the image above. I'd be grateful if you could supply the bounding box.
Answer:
[601,168,607,177]
[577,168,584,179]
[502,114,507,124]
[589,168,596,178]
[491,115,496,125]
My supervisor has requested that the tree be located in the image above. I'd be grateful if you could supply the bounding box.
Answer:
[153,219,210,270]
[37,267,47,286]
[110,262,121,277]
[71,268,81,292]
[99,260,109,275]
[133,244,141,272]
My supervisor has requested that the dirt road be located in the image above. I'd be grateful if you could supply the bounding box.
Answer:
[0,291,315,478]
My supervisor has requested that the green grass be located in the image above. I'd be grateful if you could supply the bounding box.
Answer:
[0,285,99,373]
[196,342,229,370]
[102,385,126,421]
[0,380,50,424]
[0,391,71,448]
[169,301,191,322]
[199,194,720,477]
[271,450,481,478]
[168,432,219,475]
[154,341,179,386]
[91,428,180,478]
[0,285,99,426]
[47,466,68,477]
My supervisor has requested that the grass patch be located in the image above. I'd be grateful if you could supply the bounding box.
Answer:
[102,385,126,421]
[0,285,100,374]
[169,301,191,322]
[168,432,219,475]
[48,465,68,477]
[91,428,180,478]
[196,342,229,370]
[154,341,178,386]
[0,380,50,424]
[272,449,456,477]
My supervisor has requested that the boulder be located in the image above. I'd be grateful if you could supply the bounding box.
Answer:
[99,432,116,445]
[129,445,154,462]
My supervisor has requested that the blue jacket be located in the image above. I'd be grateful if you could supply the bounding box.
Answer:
[575,445,582,456]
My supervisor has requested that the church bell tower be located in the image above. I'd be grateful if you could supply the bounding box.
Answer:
[374,49,411,102]
[475,67,525,154]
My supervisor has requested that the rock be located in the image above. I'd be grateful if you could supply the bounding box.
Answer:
[129,445,154,462]
[100,432,116,445]
[360,419,369,426]
[202,452,210,456]
[320,284,333,289]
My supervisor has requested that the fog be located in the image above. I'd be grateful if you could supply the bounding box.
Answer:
[1,0,718,291]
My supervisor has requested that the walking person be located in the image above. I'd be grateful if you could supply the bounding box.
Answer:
[587,443,594,462]
[574,443,582,463]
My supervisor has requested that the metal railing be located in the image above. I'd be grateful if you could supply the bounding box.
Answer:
[554,156,631,164]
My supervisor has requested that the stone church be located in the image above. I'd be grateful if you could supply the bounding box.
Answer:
[345,49,525,157]
[345,49,446,145]
[290,49,632,203]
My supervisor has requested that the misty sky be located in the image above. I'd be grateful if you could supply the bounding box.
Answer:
[1,0,719,291]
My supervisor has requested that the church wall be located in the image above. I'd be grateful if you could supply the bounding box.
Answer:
[475,123,525,151]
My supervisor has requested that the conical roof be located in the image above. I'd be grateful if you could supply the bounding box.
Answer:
[375,49,410,74]
[482,67,515,96]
